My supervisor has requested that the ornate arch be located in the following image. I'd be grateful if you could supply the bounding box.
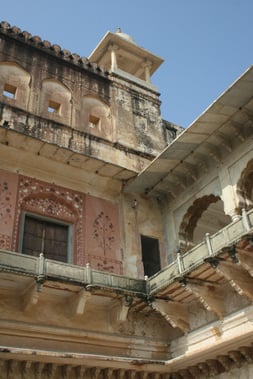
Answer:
[179,194,221,251]
[12,176,85,265]
[40,78,72,123]
[80,95,111,139]
[236,159,253,211]
[20,193,78,222]
[0,61,31,109]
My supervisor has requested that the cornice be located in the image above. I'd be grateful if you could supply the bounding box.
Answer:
[0,21,109,79]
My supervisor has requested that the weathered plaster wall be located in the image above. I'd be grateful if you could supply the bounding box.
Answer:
[111,79,166,155]
[0,31,172,160]
[119,193,166,277]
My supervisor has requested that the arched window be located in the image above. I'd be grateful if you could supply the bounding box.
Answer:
[237,159,253,211]
[12,176,85,266]
[81,96,111,139]
[0,61,30,109]
[40,79,72,124]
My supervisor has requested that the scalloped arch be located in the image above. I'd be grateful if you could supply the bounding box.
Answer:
[179,194,231,251]
[236,158,253,210]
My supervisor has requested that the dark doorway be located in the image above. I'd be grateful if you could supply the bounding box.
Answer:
[22,215,69,262]
[141,235,161,277]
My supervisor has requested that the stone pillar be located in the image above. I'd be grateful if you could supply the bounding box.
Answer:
[218,167,239,221]
[142,60,152,83]
[109,44,119,71]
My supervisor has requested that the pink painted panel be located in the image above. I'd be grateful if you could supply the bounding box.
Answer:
[0,169,19,250]
[12,175,86,265]
[85,194,123,274]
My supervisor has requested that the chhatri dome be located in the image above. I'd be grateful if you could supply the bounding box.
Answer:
[89,27,163,87]
[115,27,137,45]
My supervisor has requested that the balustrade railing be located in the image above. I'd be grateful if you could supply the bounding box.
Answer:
[0,208,252,297]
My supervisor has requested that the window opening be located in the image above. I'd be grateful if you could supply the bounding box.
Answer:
[48,99,61,114]
[89,114,100,128]
[22,214,70,263]
[3,83,16,99]
[141,235,161,277]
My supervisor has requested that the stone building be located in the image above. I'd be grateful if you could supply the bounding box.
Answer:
[0,21,253,379]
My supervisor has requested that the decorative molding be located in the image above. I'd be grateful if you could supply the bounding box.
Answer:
[0,233,10,249]
[12,175,85,265]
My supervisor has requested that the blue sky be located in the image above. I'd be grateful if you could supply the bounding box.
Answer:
[1,0,252,128]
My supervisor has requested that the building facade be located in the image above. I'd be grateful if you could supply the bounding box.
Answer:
[0,21,253,379]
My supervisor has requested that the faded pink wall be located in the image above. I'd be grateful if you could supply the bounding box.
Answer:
[0,169,19,250]
[85,194,123,274]
[12,175,85,265]
[0,169,123,274]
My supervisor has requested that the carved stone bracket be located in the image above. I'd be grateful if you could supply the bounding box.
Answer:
[0,345,252,379]
[228,350,244,368]
[215,260,253,301]
[128,370,136,379]
[117,369,126,379]
[184,278,226,319]
[23,280,41,311]
[47,363,58,379]
[150,299,189,333]
[236,247,253,276]
[67,289,92,317]
[217,355,234,371]
[104,368,114,379]
[188,366,202,379]
[110,296,133,325]
[91,367,102,379]
[178,368,194,379]
[34,362,45,379]
[75,366,86,379]
[139,372,149,379]
[239,346,253,363]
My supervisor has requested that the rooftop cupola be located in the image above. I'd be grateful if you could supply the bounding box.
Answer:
[89,28,164,90]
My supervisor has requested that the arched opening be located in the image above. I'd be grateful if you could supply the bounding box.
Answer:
[179,195,231,251]
[12,176,85,266]
[0,61,30,109]
[81,96,111,139]
[237,159,253,211]
[192,198,231,244]
[40,79,72,124]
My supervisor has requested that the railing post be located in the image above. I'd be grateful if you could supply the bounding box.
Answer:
[242,208,251,231]
[205,233,213,256]
[37,253,45,285]
[86,263,92,284]
[176,249,184,274]
[144,275,150,295]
